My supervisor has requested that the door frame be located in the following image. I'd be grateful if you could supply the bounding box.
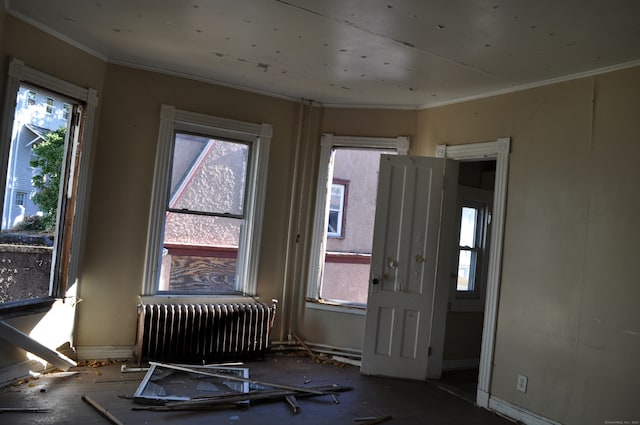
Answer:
[435,138,510,408]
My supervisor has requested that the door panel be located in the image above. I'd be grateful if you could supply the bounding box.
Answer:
[361,155,451,379]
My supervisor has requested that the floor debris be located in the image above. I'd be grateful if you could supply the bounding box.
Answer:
[82,394,125,425]
[127,360,352,414]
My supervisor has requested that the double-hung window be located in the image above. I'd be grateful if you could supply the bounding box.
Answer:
[450,183,493,311]
[143,105,271,297]
[306,134,409,308]
[456,203,484,293]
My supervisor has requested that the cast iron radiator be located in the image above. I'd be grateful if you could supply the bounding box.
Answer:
[136,302,276,363]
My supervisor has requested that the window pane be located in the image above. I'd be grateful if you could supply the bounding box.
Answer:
[160,212,240,292]
[329,185,343,210]
[322,258,370,304]
[328,210,339,234]
[457,250,475,291]
[327,183,345,236]
[320,148,393,304]
[459,206,478,247]
[164,212,240,247]
[169,133,249,216]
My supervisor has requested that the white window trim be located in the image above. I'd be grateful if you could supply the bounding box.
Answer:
[0,58,98,298]
[142,105,272,298]
[305,134,409,305]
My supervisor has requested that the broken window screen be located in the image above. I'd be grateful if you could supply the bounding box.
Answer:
[133,362,249,405]
[159,133,250,293]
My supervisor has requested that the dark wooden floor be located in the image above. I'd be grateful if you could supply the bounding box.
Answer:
[0,353,513,424]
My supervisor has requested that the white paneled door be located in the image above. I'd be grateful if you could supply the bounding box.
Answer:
[361,155,458,379]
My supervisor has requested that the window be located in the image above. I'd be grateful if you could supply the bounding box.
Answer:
[0,58,98,312]
[327,181,347,238]
[307,134,408,308]
[143,105,271,297]
[45,97,54,114]
[27,91,36,106]
[62,103,71,120]
[452,184,492,306]
[15,192,26,206]
[456,205,483,292]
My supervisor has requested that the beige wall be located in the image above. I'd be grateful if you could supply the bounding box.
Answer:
[77,63,302,346]
[0,12,106,370]
[2,10,639,424]
[415,68,640,424]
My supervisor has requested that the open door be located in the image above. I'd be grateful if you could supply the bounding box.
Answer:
[361,155,458,379]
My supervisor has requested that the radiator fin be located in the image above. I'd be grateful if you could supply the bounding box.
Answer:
[136,303,275,363]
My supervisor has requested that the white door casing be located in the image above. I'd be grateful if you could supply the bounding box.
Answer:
[361,155,458,379]
[435,139,510,407]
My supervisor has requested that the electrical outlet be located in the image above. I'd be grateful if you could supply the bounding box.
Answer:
[516,374,528,393]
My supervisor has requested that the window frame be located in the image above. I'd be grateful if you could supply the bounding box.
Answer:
[455,202,485,295]
[449,184,493,312]
[142,105,272,299]
[0,58,98,315]
[327,179,348,238]
[15,191,27,206]
[305,134,409,310]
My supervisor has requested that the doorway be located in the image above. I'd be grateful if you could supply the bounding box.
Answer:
[438,160,496,403]
[435,139,510,408]
[360,139,510,409]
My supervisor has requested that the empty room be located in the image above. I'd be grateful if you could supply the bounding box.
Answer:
[0,1,638,424]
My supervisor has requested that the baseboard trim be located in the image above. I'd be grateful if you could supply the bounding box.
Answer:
[0,359,46,387]
[75,345,135,361]
[476,388,490,408]
[489,396,562,425]
[442,358,480,371]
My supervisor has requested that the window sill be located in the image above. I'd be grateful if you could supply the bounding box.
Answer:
[305,298,366,315]
[0,297,57,320]
[139,294,260,305]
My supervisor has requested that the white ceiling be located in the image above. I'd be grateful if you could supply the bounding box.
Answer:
[6,0,640,108]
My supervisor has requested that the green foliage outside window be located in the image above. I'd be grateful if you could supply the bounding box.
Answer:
[30,127,65,231]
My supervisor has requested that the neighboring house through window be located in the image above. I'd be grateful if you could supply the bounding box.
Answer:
[143,105,272,297]
[307,134,409,307]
